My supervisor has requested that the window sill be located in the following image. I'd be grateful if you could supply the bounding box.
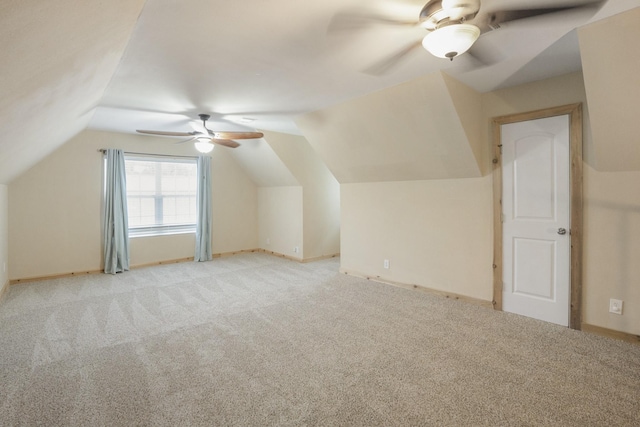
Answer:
[129,226,196,238]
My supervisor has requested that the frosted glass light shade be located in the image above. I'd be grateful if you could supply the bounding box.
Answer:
[422,24,480,59]
[194,140,214,153]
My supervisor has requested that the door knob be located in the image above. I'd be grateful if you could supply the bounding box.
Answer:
[557,228,567,235]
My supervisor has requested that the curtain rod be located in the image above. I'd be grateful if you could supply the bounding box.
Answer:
[98,149,200,160]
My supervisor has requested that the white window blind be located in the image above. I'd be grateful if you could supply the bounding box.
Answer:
[124,155,198,237]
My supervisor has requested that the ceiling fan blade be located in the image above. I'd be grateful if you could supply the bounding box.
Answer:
[212,139,241,149]
[189,120,209,134]
[210,131,264,140]
[174,137,197,145]
[363,40,423,75]
[476,1,605,33]
[136,114,257,147]
[328,11,417,33]
[137,130,196,137]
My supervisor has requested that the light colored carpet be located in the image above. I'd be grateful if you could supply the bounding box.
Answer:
[0,253,638,426]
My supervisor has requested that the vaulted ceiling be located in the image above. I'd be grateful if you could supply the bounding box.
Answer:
[1,0,639,184]
[0,0,145,184]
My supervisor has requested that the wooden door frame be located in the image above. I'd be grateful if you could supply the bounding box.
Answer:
[492,103,583,330]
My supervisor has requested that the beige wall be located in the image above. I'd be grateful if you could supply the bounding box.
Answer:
[338,71,639,335]
[5,70,638,335]
[338,74,588,302]
[258,186,303,259]
[9,131,103,279]
[481,72,593,172]
[303,184,341,259]
[582,166,640,333]
[262,131,340,259]
[579,7,640,171]
[8,130,258,280]
[484,72,639,334]
[297,72,482,183]
[0,185,8,292]
[341,178,494,300]
[211,148,259,254]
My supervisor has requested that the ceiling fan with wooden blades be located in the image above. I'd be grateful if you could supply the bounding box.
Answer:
[137,113,264,152]
[330,0,604,73]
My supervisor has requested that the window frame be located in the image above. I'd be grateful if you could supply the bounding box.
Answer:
[122,154,199,238]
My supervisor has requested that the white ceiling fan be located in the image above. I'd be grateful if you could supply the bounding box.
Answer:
[331,0,604,72]
[137,113,264,153]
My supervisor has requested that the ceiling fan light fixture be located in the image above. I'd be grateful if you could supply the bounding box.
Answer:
[194,139,214,153]
[422,23,480,60]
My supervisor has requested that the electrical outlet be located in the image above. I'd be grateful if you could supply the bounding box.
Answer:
[383,259,390,269]
[293,246,299,253]
[266,238,270,245]
[609,298,623,315]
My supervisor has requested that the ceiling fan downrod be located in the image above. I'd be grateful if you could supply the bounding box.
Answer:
[198,113,211,130]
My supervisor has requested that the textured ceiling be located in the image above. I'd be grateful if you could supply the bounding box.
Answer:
[2,0,640,184]
[89,0,637,137]
[0,0,145,184]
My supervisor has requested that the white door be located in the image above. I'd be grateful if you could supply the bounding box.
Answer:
[501,115,570,326]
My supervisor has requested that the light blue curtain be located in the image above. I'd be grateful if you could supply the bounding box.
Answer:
[103,149,130,274]
[195,155,212,262]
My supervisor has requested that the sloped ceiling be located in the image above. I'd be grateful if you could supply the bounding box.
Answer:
[579,6,640,171]
[296,71,482,183]
[228,138,298,187]
[261,131,316,186]
[87,0,629,138]
[261,130,340,188]
[0,0,145,184]
[3,1,640,186]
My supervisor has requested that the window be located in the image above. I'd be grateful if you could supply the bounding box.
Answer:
[124,155,198,237]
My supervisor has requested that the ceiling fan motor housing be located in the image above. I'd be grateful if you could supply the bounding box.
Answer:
[419,0,480,30]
